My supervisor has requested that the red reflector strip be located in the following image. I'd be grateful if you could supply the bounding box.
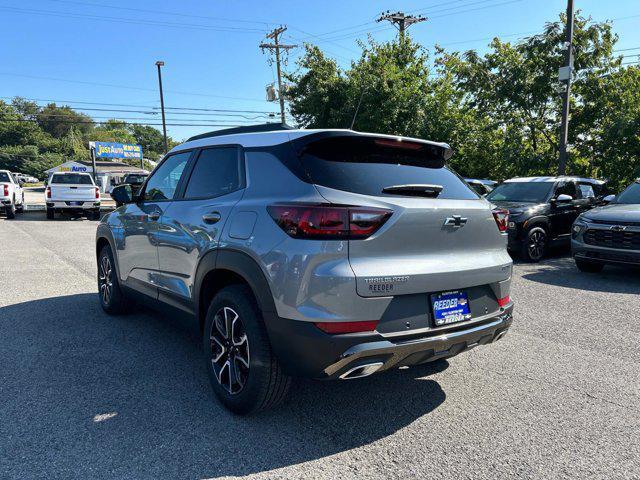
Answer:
[315,320,379,334]
[497,295,511,307]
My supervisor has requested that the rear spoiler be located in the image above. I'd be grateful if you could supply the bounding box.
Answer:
[290,131,453,167]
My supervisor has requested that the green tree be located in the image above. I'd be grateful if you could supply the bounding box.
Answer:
[36,103,93,138]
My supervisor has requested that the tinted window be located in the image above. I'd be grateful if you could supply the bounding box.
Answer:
[143,152,190,201]
[124,174,147,184]
[0,172,10,182]
[555,181,577,198]
[51,173,94,185]
[616,182,640,204]
[487,182,554,203]
[300,137,476,200]
[184,147,242,198]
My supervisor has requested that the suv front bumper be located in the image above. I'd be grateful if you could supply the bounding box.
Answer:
[266,305,513,380]
[572,238,640,266]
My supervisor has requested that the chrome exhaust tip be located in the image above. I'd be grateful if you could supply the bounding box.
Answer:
[339,362,384,380]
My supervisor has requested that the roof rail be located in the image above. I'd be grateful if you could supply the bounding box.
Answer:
[187,123,294,142]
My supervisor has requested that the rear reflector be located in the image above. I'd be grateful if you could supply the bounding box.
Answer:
[497,295,511,307]
[267,204,392,240]
[492,208,509,233]
[315,320,379,334]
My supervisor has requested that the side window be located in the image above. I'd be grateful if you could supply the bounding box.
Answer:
[143,152,191,201]
[578,183,595,199]
[184,147,243,199]
[556,182,577,198]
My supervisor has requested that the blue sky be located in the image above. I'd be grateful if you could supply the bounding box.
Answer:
[1,0,639,142]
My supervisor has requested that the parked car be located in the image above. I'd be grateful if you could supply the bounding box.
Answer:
[571,179,640,271]
[0,170,25,219]
[45,172,101,220]
[465,178,497,196]
[486,176,604,261]
[96,125,514,414]
[122,173,148,196]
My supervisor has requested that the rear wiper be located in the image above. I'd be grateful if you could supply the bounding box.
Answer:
[382,184,443,198]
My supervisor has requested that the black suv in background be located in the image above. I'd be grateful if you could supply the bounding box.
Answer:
[487,176,606,261]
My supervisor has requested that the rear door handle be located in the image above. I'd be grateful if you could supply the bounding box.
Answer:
[148,212,160,221]
[202,212,221,224]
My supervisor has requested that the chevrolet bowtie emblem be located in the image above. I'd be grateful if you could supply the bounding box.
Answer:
[610,225,627,232]
[444,215,468,228]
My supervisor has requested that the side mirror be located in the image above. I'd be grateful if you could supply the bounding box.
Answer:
[601,194,615,204]
[111,184,135,206]
[555,194,573,203]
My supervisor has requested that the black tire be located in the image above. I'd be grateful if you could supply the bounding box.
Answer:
[97,244,130,315]
[203,285,291,415]
[521,226,547,262]
[575,258,604,273]
[46,208,54,220]
[6,201,16,219]
[90,209,101,221]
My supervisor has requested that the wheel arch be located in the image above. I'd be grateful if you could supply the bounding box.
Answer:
[195,249,277,333]
[95,226,122,281]
[523,215,550,232]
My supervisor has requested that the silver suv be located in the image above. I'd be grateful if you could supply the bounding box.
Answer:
[96,125,514,414]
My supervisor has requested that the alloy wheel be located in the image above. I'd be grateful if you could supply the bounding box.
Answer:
[99,255,113,306]
[528,230,546,261]
[210,306,250,395]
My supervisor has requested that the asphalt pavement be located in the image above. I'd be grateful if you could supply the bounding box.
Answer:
[1,213,639,480]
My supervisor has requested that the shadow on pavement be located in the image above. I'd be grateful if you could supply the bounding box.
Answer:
[0,293,447,479]
[520,256,640,294]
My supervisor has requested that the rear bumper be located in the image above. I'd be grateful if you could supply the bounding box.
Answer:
[572,239,640,266]
[266,304,513,379]
[47,201,100,210]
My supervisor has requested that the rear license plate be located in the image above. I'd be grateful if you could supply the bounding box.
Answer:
[431,290,472,326]
[70,201,83,206]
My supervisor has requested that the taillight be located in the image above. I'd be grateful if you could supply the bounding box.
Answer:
[497,295,511,307]
[492,208,509,233]
[315,320,379,334]
[267,204,392,240]
[95,187,100,199]
[3,185,8,196]
[46,187,51,198]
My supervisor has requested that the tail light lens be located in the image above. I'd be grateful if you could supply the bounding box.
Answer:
[95,187,100,199]
[492,208,509,233]
[315,320,379,334]
[267,204,392,240]
[497,295,511,307]
[46,187,51,199]
[3,185,8,196]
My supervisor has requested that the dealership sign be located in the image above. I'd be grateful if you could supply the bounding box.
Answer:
[89,141,143,159]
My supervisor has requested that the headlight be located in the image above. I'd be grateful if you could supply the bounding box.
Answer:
[572,221,587,238]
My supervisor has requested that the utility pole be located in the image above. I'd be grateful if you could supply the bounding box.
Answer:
[260,26,296,125]
[155,61,168,154]
[558,0,575,175]
[377,11,427,40]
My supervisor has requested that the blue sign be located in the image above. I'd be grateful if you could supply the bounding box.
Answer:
[91,142,143,159]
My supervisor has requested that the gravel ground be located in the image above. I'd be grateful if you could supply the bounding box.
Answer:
[1,213,638,480]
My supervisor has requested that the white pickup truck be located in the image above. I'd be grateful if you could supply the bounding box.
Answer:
[0,170,25,219]
[45,172,101,220]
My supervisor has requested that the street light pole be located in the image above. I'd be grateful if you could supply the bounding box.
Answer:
[155,61,168,154]
[558,0,575,175]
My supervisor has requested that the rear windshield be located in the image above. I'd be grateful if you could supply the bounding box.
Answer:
[51,173,93,185]
[615,182,640,204]
[487,182,554,203]
[299,136,478,200]
[0,172,10,182]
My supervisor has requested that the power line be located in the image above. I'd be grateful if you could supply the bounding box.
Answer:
[42,0,275,26]
[0,5,266,33]
[0,118,271,127]
[260,26,297,124]
[1,96,278,114]
[0,72,267,102]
